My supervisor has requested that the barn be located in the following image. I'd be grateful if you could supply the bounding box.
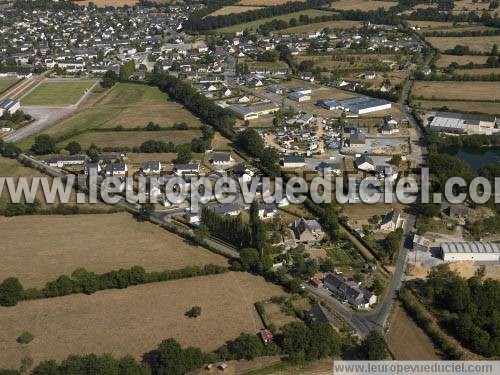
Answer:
[441,242,500,262]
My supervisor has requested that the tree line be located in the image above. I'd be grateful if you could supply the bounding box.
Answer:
[0,264,227,306]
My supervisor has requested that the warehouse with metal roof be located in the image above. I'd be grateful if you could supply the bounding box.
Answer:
[440,242,500,261]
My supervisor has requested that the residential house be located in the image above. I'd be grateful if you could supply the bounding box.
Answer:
[212,152,233,170]
[355,154,375,171]
[142,161,161,174]
[323,273,377,309]
[292,218,324,244]
[379,209,404,231]
[105,162,128,177]
[175,162,200,176]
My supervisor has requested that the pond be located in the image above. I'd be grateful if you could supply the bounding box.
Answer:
[446,147,500,170]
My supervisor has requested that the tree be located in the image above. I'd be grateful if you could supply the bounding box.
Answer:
[175,144,192,164]
[185,306,202,318]
[371,279,384,295]
[17,331,34,344]
[32,360,60,375]
[227,333,263,360]
[361,330,388,360]
[152,338,204,375]
[239,248,261,272]
[119,60,135,81]
[31,135,56,155]
[389,154,402,166]
[65,141,81,155]
[0,277,24,306]
[280,322,311,364]
[101,70,118,88]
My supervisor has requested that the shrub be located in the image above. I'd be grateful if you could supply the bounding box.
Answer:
[17,332,34,344]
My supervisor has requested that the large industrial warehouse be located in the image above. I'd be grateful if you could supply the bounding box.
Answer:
[317,96,392,114]
[441,242,500,261]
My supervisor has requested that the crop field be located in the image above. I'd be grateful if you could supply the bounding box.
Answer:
[329,0,397,11]
[17,83,203,150]
[0,78,18,93]
[387,303,441,360]
[0,272,285,368]
[413,100,500,116]
[21,80,96,106]
[65,128,201,149]
[282,19,361,32]
[209,5,263,16]
[0,212,227,288]
[411,81,500,101]
[425,35,500,53]
[216,9,332,33]
[436,54,490,68]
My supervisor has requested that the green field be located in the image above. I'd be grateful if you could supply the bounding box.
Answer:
[0,79,18,93]
[216,9,332,33]
[66,129,202,149]
[17,83,204,150]
[21,81,96,106]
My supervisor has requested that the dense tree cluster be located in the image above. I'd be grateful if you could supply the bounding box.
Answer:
[360,330,388,360]
[382,228,404,263]
[150,73,235,140]
[101,70,118,88]
[0,139,21,158]
[425,264,500,356]
[201,206,252,248]
[236,129,280,177]
[31,134,57,155]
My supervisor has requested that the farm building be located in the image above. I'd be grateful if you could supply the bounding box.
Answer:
[288,91,311,102]
[440,242,500,262]
[228,102,279,120]
[0,98,20,115]
[282,155,306,168]
[429,112,496,135]
[47,155,88,168]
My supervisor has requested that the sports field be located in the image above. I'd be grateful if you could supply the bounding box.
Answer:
[21,81,96,106]
[425,35,500,53]
[216,9,332,33]
[0,213,227,288]
[329,0,397,11]
[0,272,285,368]
[411,81,500,101]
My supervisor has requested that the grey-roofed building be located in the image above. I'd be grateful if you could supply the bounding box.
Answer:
[329,96,391,114]
[282,155,306,168]
[324,273,377,309]
[355,154,375,171]
[429,112,496,135]
[0,98,20,115]
[292,218,324,244]
[47,155,88,168]
[206,201,241,216]
[228,102,279,120]
[212,152,233,169]
[142,160,161,174]
[441,242,500,261]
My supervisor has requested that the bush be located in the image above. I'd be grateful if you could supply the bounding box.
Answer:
[17,331,34,344]
[185,306,202,318]
[0,277,24,306]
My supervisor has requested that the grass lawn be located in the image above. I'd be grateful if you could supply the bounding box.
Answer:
[21,81,96,106]
[0,212,228,288]
[0,78,18,93]
[329,0,397,11]
[216,9,333,33]
[0,272,285,368]
[413,100,500,116]
[282,19,361,32]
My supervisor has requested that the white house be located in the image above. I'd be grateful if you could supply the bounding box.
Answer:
[142,160,161,174]
[355,154,375,171]
[379,209,404,231]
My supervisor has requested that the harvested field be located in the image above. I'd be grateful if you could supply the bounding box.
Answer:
[64,129,201,149]
[0,213,227,288]
[283,19,361,32]
[411,81,500,101]
[387,302,441,360]
[0,78,18,93]
[0,272,286,368]
[452,0,492,12]
[425,35,500,53]
[209,5,263,16]
[436,54,489,68]
[216,9,332,33]
[455,67,500,76]
[407,20,456,29]
[21,81,96,106]
[329,0,397,11]
[414,100,500,116]
[449,261,500,280]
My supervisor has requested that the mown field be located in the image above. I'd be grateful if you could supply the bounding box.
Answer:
[295,53,403,71]
[21,81,96,106]
[209,5,263,16]
[282,19,361,32]
[436,54,490,68]
[17,83,203,150]
[411,81,500,101]
[0,78,18,93]
[425,35,500,53]
[65,128,201,149]
[329,0,397,11]
[238,0,304,5]
[412,100,500,116]
[0,272,285,368]
[0,212,227,288]
[455,67,500,76]
[216,9,332,33]
[387,302,441,360]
